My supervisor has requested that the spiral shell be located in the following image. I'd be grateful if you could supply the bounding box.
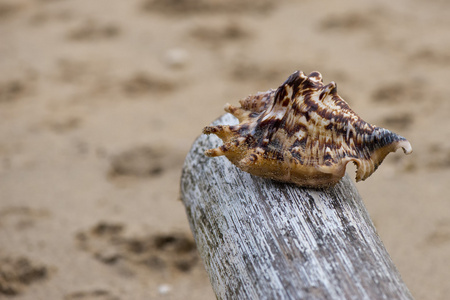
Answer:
[203,71,412,188]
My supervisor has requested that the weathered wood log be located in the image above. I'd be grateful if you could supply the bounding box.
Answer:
[180,114,413,300]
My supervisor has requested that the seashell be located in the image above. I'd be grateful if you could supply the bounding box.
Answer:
[203,71,412,188]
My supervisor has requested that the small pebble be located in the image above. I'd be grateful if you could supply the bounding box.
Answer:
[165,48,189,69]
[158,284,172,295]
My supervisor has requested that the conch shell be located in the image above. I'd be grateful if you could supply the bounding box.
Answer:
[203,71,412,188]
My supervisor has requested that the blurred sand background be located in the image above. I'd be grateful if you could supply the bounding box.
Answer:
[1,0,449,299]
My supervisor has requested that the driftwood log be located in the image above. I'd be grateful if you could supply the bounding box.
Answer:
[180,114,413,300]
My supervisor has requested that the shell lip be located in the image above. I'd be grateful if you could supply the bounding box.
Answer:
[397,140,413,155]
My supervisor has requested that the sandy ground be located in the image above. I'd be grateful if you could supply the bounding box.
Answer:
[0,0,449,299]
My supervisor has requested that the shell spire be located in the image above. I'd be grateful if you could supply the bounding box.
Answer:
[203,71,412,188]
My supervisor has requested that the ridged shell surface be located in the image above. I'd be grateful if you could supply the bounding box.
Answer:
[203,71,412,188]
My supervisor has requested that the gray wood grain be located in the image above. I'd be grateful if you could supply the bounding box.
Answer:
[180,114,413,300]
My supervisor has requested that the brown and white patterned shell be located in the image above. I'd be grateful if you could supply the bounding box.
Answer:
[203,71,412,188]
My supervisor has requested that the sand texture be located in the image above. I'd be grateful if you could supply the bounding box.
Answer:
[1,0,449,299]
